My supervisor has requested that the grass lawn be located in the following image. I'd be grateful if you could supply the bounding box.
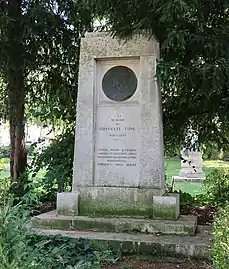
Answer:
[165,159,229,196]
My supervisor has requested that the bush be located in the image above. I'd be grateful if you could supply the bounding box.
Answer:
[29,130,75,202]
[212,206,229,269]
[0,177,11,206]
[178,191,197,206]
[0,201,31,269]
[0,201,120,269]
[201,169,229,207]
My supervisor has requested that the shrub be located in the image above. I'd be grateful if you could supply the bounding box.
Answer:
[28,129,75,202]
[0,146,10,159]
[212,206,229,269]
[201,169,229,207]
[179,191,196,206]
[0,201,31,269]
[0,177,11,206]
[0,201,120,269]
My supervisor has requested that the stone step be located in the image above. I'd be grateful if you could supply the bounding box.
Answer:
[32,210,197,236]
[31,228,211,259]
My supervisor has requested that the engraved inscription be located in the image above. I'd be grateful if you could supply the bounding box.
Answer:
[95,106,140,186]
[97,148,137,167]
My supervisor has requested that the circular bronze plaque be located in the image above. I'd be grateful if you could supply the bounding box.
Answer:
[102,66,137,101]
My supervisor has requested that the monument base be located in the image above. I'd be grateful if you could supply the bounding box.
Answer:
[153,193,180,220]
[57,192,79,216]
[78,186,165,217]
[31,227,211,259]
[173,176,205,183]
[57,188,181,220]
[32,211,196,236]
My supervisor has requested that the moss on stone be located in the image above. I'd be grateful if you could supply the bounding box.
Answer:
[79,198,154,217]
[32,214,197,236]
[152,205,177,220]
[32,218,72,230]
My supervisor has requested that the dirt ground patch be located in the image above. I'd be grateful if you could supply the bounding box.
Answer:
[103,258,212,269]
[181,205,216,225]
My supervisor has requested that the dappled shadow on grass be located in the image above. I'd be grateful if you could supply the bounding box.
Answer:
[204,160,229,169]
[165,159,229,196]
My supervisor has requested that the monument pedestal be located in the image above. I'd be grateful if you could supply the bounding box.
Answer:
[173,176,205,183]
[174,150,206,182]
[73,186,164,217]
[57,189,179,220]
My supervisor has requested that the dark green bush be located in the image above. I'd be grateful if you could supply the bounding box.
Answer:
[178,191,197,206]
[0,177,11,205]
[212,206,229,269]
[0,201,120,269]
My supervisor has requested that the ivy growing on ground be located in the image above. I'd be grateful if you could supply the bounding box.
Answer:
[0,200,120,269]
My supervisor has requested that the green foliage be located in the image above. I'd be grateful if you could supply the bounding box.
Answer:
[177,169,229,207]
[0,0,93,185]
[202,144,229,160]
[0,0,92,123]
[0,201,31,269]
[0,79,7,120]
[0,147,10,159]
[26,234,119,269]
[85,0,229,150]
[27,130,75,201]
[201,169,229,207]
[202,144,223,160]
[178,191,196,206]
[212,206,229,269]
[0,177,11,206]
[0,201,120,269]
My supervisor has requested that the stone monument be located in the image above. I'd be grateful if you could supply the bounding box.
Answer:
[57,32,179,219]
[33,33,205,258]
[173,129,206,182]
[174,149,206,182]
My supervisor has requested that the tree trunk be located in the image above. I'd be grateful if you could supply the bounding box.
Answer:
[7,0,27,194]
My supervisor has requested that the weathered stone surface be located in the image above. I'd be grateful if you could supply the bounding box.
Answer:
[153,193,180,220]
[173,176,205,182]
[32,228,211,259]
[178,150,206,180]
[70,32,165,215]
[57,192,79,216]
[77,186,162,217]
[32,211,196,236]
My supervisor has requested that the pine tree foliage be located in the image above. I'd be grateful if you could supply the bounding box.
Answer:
[80,0,229,150]
[0,0,92,186]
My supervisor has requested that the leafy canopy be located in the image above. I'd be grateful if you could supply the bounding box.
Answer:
[80,0,229,150]
[0,0,92,128]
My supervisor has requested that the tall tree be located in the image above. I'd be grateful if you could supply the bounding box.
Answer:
[4,0,27,182]
[0,0,92,193]
[82,0,229,151]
